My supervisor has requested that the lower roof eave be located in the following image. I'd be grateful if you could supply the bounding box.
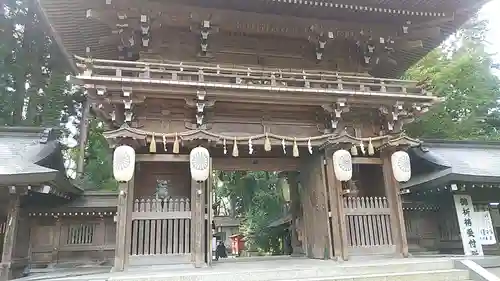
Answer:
[450,174,500,184]
[0,171,59,186]
[402,171,453,191]
[402,171,500,192]
[51,173,84,195]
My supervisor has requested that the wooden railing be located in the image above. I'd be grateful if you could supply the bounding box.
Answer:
[130,198,191,257]
[343,196,394,255]
[75,56,428,97]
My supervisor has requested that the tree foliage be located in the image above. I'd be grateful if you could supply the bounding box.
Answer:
[404,18,500,140]
[0,0,81,127]
[214,171,286,254]
[78,119,117,190]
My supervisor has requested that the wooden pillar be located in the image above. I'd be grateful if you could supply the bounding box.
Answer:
[190,178,196,263]
[112,179,133,272]
[192,179,204,268]
[299,155,332,259]
[97,217,106,262]
[51,218,62,263]
[205,158,213,266]
[124,176,135,268]
[13,212,30,268]
[325,151,348,260]
[0,195,20,281]
[287,172,304,257]
[382,152,409,258]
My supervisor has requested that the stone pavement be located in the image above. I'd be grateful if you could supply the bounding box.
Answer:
[12,255,499,281]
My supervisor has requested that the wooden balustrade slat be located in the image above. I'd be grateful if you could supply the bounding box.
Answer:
[133,198,191,212]
[75,56,416,84]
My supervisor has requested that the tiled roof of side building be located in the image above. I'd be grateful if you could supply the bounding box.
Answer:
[403,139,500,189]
[0,127,82,194]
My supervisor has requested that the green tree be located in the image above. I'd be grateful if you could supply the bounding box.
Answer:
[405,18,500,140]
[214,171,286,253]
[0,0,81,127]
[78,119,117,190]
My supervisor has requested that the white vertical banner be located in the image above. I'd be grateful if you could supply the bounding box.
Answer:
[476,211,497,245]
[212,237,217,251]
[453,194,484,256]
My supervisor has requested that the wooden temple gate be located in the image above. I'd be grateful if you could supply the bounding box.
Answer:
[129,198,191,262]
[32,0,479,270]
[298,154,404,260]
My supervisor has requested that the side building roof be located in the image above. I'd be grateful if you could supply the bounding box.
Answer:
[0,127,83,195]
[403,139,500,190]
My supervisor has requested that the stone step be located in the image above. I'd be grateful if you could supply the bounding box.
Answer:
[106,267,468,281]
[336,258,455,275]
[14,258,468,281]
[289,269,470,281]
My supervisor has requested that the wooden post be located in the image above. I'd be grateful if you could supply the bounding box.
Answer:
[97,217,106,261]
[191,178,196,263]
[192,179,204,267]
[299,155,332,259]
[124,176,135,268]
[382,152,409,258]
[287,172,304,257]
[205,158,213,266]
[51,218,62,263]
[112,180,132,272]
[0,195,20,281]
[325,151,348,260]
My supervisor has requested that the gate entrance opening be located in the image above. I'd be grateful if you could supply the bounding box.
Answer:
[212,170,295,260]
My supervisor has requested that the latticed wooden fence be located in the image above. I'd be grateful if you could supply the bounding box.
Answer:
[130,197,191,257]
[343,196,394,255]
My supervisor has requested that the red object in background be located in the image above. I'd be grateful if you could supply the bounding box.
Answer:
[229,234,245,255]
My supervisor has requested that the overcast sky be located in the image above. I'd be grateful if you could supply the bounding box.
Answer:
[481,0,500,61]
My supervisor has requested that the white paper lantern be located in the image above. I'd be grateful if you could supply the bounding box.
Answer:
[333,149,353,182]
[113,145,136,182]
[391,150,411,182]
[190,146,210,182]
